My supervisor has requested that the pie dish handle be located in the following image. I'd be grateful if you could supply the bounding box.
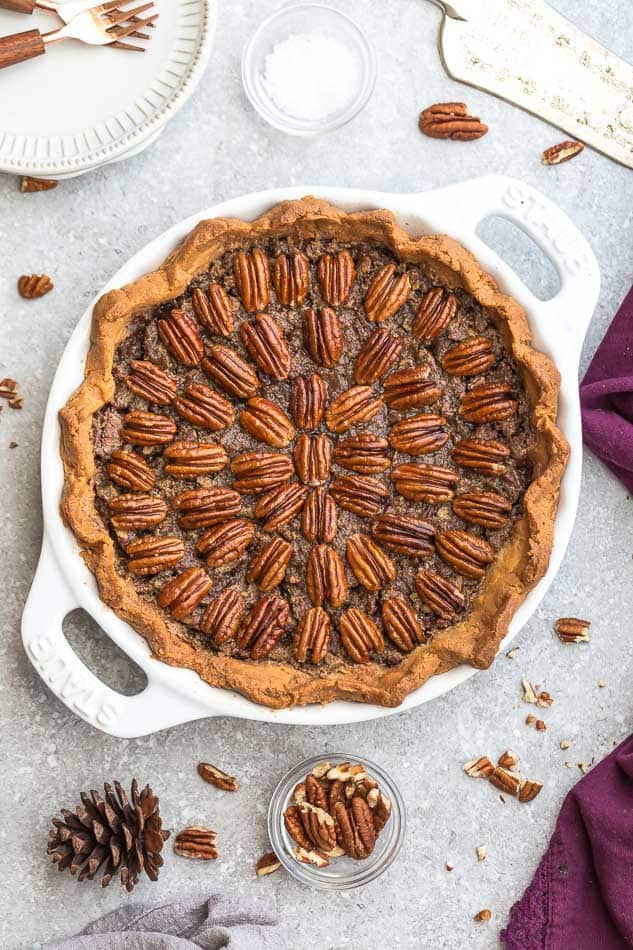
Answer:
[22,535,213,738]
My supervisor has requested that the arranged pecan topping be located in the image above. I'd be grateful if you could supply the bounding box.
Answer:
[441,337,496,376]
[163,441,228,478]
[317,250,355,306]
[274,251,310,306]
[121,411,177,445]
[234,248,270,312]
[108,493,167,530]
[197,761,239,791]
[294,433,332,486]
[435,530,495,578]
[201,344,259,398]
[174,382,235,431]
[125,360,177,404]
[256,852,281,876]
[246,536,293,591]
[199,588,244,644]
[157,309,204,366]
[333,434,391,474]
[158,567,211,620]
[330,474,389,517]
[339,608,384,662]
[354,327,403,384]
[293,607,331,664]
[302,488,337,543]
[382,597,425,651]
[383,366,443,410]
[460,383,517,423]
[542,140,584,165]
[172,487,241,530]
[412,288,457,340]
[195,519,256,567]
[303,307,344,367]
[364,264,411,323]
[419,102,488,140]
[289,373,327,429]
[325,385,383,433]
[17,273,53,299]
[173,827,218,860]
[191,284,234,336]
[238,593,289,659]
[254,483,308,531]
[107,451,155,491]
[239,397,295,447]
[306,544,348,608]
[416,570,465,618]
[554,617,591,643]
[371,513,435,557]
[346,534,396,591]
[240,314,292,379]
[388,412,448,455]
[390,462,458,503]
[126,536,185,575]
[452,438,510,474]
[231,451,294,494]
[453,491,512,528]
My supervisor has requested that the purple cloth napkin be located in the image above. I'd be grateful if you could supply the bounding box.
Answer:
[580,285,633,492]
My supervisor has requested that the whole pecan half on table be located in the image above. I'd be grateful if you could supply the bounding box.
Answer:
[419,102,488,141]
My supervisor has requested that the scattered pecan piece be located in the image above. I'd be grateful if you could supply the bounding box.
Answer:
[306,544,348,608]
[489,767,520,797]
[274,251,309,305]
[195,519,256,567]
[537,690,553,708]
[388,412,448,455]
[121,410,177,446]
[301,487,337,543]
[108,493,167,530]
[354,327,403,384]
[158,309,204,366]
[240,314,292,379]
[441,336,496,377]
[391,462,458,503]
[435,530,495,578]
[326,385,383,433]
[416,570,465,619]
[419,102,488,140]
[254,483,308,531]
[303,307,344,367]
[412,287,457,340]
[536,719,547,732]
[542,140,584,165]
[290,373,327,429]
[256,852,281,877]
[202,344,260,398]
[293,607,331,664]
[383,366,443,409]
[317,250,355,306]
[17,274,53,299]
[463,757,495,779]
[339,607,385,663]
[473,909,492,923]
[158,567,211,621]
[453,491,511,528]
[191,284,234,335]
[522,678,538,704]
[346,534,396,591]
[239,397,295,447]
[238,594,289,659]
[293,433,332,486]
[497,750,519,771]
[174,827,218,860]
[164,441,228,478]
[371,513,435,557]
[452,438,510,474]
[555,617,591,643]
[21,175,58,192]
[246,537,293,591]
[126,536,185,575]
[199,588,244,645]
[107,451,155,491]
[364,264,411,323]
[174,382,235,431]
[172,487,241,530]
[519,779,543,803]
[197,762,239,792]
[125,360,177,404]
[330,474,389,517]
[333,434,391,474]
[231,451,294,494]
[460,383,517,423]
[234,248,270,312]
[382,597,425,651]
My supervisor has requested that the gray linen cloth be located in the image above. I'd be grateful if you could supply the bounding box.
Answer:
[44,893,288,950]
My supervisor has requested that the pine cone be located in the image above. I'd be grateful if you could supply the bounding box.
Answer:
[47,779,170,892]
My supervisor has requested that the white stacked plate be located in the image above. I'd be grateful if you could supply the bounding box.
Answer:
[0,0,216,179]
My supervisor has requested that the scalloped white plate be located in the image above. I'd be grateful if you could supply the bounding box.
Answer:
[0,0,215,178]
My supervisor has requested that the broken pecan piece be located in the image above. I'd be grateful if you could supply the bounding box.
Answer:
[339,608,385,663]
[158,567,211,620]
[435,530,495,578]
[293,846,330,868]
[346,534,396,591]
[125,360,177,405]
[231,451,294,494]
[17,273,53,299]
[293,607,331,664]
[293,433,332,486]
[518,779,543,803]
[254,483,308,531]
[240,314,292,379]
[121,411,176,446]
[441,337,496,376]
[239,397,295,447]
[163,441,228,478]
[463,757,495,779]
[289,373,327,429]
[234,248,270,312]
[382,597,425,651]
[106,451,155,491]
[416,570,465,618]
[238,593,289,659]
[555,617,591,643]
[364,264,411,323]
[453,491,511,528]
[158,309,204,366]
[173,827,218,860]
[333,434,391,474]
[202,344,259,398]
[199,588,244,645]
[21,176,57,192]
[371,513,435,557]
[383,366,443,410]
[452,438,510,474]
[197,761,239,791]
[126,536,184,575]
[256,852,281,876]
[274,251,309,305]
[191,284,234,336]
[330,474,389,517]
[419,102,488,140]
[306,544,348,608]
[489,767,521,797]
[108,494,167,530]
[301,488,337,543]
[390,462,458,503]
[326,385,383,433]
[388,412,448,455]
[412,287,457,340]
[354,327,403,384]
[195,519,256,567]
[317,250,355,306]
[303,307,344,367]
[542,140,584,165]
[172,487,241,530]
[174,382,235,430]
[246,537,293,591]
[460,383,517,423]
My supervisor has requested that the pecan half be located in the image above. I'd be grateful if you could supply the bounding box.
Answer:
[158,567,211,620]
[256,852,281,876]
[371,513,435,557]
[121,411,176,446]
[390,462,457,502]
[158,309,204,366]
[199,588,244,644]
[246,537,293,591]
[284,805,314,851]
[388,412,448,455]
[172,487,241,530]
[306,545,348,608]
[290,373,327,429]
[174,382,235,431]
[108,494,167,530]
[163,441,228,478]
[195,519,256,567]
[299,801,337,852]
[107,451,155,491]
[294,433,332,486]
[240,314,292,379]
[435,530,495,578]
[441,337,496,376]
[17,274,53,299]
[332,801,365,858]
[346,534,396,591]
[239,397,295,447]
[191,284,234,335]
[354,327,403,384]
[173,827,217,860]
[330,475,389,517]
[231,451,294,494]
[489,767,521,797]
[317,250,355,306]
[382,597,425,651]
[238,593,289,659]
[412,288,457,340]
[303,307,343,367]
[452,438,510,474]
[197,762,239,791]
[542,140,584,165]
[333,434,391,474]
[364,264,411,323]
[234,248,270,312]
[325,385,383,433]
[125,360,177,404]
[21,176,57,192]
[254,483,308,531]
[274,251,309,305]
[350,796,377,854]
[339,608,384,663]
[383,365,443,410]
[460,383,517,423]
[554,617,591,643]
[453,491,511,528]
[126,536,185,575]
[293,607,331,664]
[419,102,488,140]
[416,570,465,618]
[201,345,260,398]
[302,488,337,543]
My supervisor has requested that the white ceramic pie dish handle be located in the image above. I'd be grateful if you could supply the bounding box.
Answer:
[22,176,599,737]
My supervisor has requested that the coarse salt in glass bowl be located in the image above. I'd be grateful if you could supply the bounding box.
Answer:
[241,4,377,136]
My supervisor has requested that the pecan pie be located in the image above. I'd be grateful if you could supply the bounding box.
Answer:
[60,198,569,708]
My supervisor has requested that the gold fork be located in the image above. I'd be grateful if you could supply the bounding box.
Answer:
[0,0,157,69]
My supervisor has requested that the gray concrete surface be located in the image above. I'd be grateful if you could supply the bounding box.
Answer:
[1,1,632,947]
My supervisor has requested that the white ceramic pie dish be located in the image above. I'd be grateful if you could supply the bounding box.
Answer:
[22,175,600,737]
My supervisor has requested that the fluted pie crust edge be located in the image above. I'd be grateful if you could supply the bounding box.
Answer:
[59,197,569,709]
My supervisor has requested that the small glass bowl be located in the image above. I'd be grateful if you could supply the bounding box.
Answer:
[241,4,377,136]
[267,753,405,889]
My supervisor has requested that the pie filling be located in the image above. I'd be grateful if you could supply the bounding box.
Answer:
[90,236,534,674]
